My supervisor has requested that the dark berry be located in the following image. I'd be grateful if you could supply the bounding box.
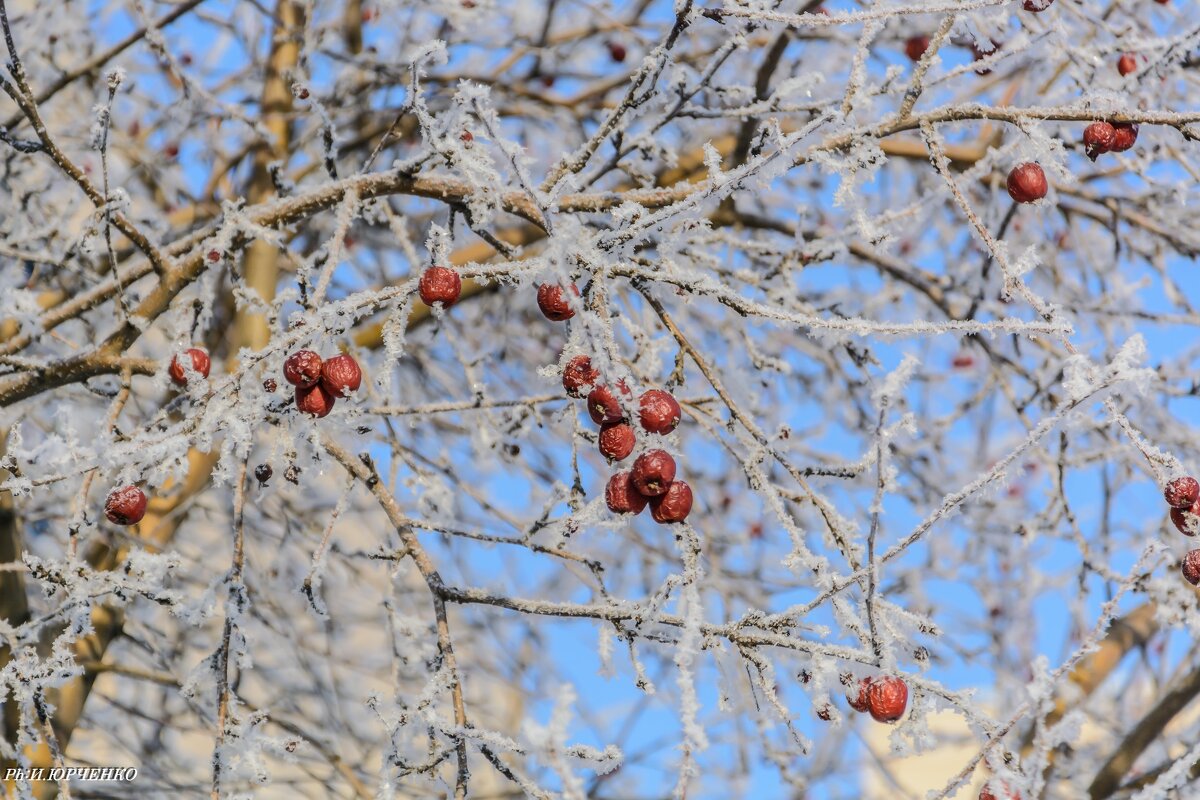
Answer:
[254,464,273,486]
[1006,163,1047,203]
[321,354,363,396]
[1022,0,1052,10]
[587,384,625,425]
[284,350,323,388]
[866,676,908,723]
[1117,53,1138,76]
[562,355,600,398]
[105,485,147,525]
[649,480,692,524]
[904,35,929,61]
[605,471,648,515]
[638,389,682,435]
[168,348,211,386]
[1184,550,1200,585]
[631,449,676,497]
[418,266,462,307]
[1166,477,1200,509]
[598,422,636,462]
[263,378,278,393]
[1171,501,1200,536]
[607,41,627,62]
[296,383,336,418]
[847,677,873,712]
[1110,121,1138,152]
[537,282,579,321]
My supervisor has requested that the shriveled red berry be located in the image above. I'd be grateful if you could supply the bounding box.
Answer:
[904,35,929,61]
[638,390,682,435]
[418,266,462,307]
[631,449,676,497]
[1110,121,1139,152]
[284,350,323,388]
[607,40,626,62]
[1083,121,1116,160]
[1183,550,1200,585]
[1171,501,1200,536]
[537,282,579,322]
[816,704,834,721]
[105,485,147,526]
[1165,477,1200,509]
[587,384,625,425]
[168,348,211,386]
[1117,53,1138,76]
[562,355,600,398]
[1022,0,1052,10]
[296,382,336,418]
[605,471,648,515]
[847,677,873,712]
[866,676,908,723]
[321,354,363,396]
[598,422,636,462]
[649,480,693,524]
[263,378,278,393]
[1006,163,1047,203]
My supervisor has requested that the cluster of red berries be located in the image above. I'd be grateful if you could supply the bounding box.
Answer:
[1082,120,1139,161]
[845,675,908,723]
[283,350,363,418]
[1164,477,1200,585]
[560,354,692,524]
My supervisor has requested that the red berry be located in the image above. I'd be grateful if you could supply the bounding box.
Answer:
[631,449,676,497]
[1171,501,1200,536]
[164,142,179,158]
[418,266,462,307]
[979,781,1022,800]
[1110,121,1139,152]
[105,485,147,526]
[1006,163,1047,203]
[649,480,693,524]
[847,677,873,712]
[321,354,362,396]
[598,422,636,462]
[605,471,648,515]
[1022,0,1052,9]
[607,41,627,62]
[587,385,625,425]
[296,382,336,418]
[816,704,834,721]
[638,389,682,435]
[1117,53,1138,76]
[537,282,579,321]
[460,130,474,144]
[284,350,323,388]
[263,378,278,393]
[168,348,211,386]
[1165,477,1200,509]
[1183,550,1200,585]
[904,35,929,61]
[1083,121,1116,160]
[562,355,600,398]
[866,676,908,723]
[951,353,975,369]
[207,249,221,262]
[254,464,273,485]
[1154,0,1168,5]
